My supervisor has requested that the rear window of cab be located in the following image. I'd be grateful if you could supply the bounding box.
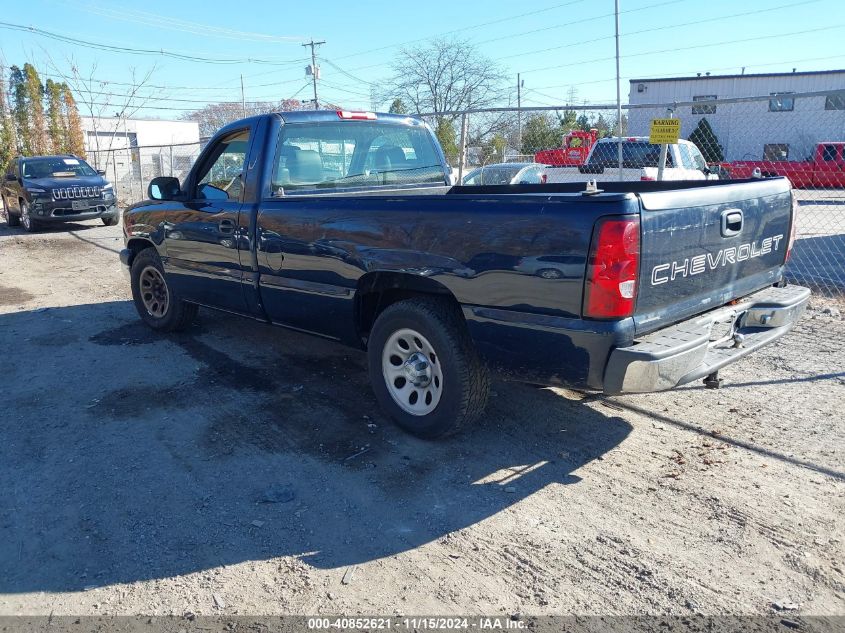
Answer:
[270,121,446,194]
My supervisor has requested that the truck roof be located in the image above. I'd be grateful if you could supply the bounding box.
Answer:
[214,110,428,138]
[277,110,425,126]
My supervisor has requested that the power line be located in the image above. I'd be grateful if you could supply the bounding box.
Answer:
[521,23,845,75]
[35,67,309,94]
[496,0,820,63]
[474,0,689,47]
[0,21,309,66]
[322,59,375,87]
[333,0,589,61]
[64,2,304,43]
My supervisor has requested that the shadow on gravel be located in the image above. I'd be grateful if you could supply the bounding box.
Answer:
[0,220,102,238]
[0,301,632,594]
[612,400,845,482]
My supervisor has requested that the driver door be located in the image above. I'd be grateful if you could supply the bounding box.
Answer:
[161,126,253,314]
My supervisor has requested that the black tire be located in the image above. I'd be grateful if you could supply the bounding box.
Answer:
[2,199,19,227]
[367,297,490,439]
[537,268,562,279]
[20,200,38,233]
[130,247,198,332]
[102,216,119,226]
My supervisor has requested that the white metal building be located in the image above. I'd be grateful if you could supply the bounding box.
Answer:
[82,116,200,178]
[627,70,845,161]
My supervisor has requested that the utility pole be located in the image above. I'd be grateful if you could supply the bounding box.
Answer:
[517,73,521,153]
[302,39,325,110]
[614,0,623,181]
[240,74,246,118]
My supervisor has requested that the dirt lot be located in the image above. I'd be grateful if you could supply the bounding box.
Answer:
[0,219,843,618]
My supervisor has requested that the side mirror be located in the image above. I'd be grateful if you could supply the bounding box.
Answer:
[97,169,107,176]
[149,176,181,201]
[5,173,16,181]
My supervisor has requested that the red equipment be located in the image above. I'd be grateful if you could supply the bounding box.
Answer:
[535,128,599,167]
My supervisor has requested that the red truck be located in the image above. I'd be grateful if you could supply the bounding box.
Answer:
[535,128,598,167]
[725,142,845,188]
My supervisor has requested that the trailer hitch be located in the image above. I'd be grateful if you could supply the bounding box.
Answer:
[703,371,723,389]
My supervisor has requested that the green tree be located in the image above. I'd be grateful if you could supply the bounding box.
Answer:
[45,79,65,153]
[556,109,578,132]
[688,117,724,163]
[23,64,47,155]
[61,84,86,158]
[575,113,590,131]
[388,98,407,114]
[520,113,562,155]
[9,65,30,154]
[434,118,459,162]
[0,65,17,169]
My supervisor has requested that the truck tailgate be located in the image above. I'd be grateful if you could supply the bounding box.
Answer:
[634,178,793,334]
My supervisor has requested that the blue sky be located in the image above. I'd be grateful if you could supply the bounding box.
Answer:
[1,0,844,118]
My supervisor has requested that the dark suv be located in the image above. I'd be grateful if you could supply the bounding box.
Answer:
[2,155,118,232]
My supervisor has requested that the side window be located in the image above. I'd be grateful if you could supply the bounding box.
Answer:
[195,129,251,201]
[463,171,481,185]
[678,144,694,169]
[763,144,789,161]
[689,145,707,170]
[821,145,837,162]
[768,92,794,112]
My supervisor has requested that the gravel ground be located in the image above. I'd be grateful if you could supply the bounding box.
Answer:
[0,218,843,618]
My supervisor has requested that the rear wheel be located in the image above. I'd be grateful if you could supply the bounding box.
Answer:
[20,201,38,233]
[102,216,118,226]
[367,297,490,439]
[130,248,198,331]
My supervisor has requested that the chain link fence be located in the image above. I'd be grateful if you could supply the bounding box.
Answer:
[94,90,842,296]
[429,90,845,296]
[87,141,205,209]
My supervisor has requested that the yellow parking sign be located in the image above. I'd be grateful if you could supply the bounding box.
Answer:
[649,118,681,144]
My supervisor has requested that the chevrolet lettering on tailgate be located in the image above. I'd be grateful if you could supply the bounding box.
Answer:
[651,234,785,285]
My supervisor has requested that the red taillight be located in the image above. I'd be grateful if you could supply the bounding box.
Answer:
[786,193,799,262]
[584,217,640,319]
[640,175,654,181]
[337,110,377,120]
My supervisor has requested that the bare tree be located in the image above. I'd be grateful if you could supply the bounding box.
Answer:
[384,38,507,121]
[42,53,158,167]
[382,39,514,161]
[183,98,309,138]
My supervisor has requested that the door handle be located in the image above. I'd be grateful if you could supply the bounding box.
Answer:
[218,218,236,234]
[721,209,743,237]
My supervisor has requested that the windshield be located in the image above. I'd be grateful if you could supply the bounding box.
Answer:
[271,121,445,193]
[22,157,98,179]
[588,141,674,168]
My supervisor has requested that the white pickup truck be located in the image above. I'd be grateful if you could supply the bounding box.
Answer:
[545,136,716,183]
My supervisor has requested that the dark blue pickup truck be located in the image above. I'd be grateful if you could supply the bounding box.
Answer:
[120,110,809,438]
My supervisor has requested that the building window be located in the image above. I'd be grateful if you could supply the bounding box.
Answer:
[763,144,789,161]
[825,93,845,110]
[692,95,717,114]
[769,93,794,112]
[821,145,839,161]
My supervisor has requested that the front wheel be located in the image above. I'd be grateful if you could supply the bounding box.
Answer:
[102,216,119,226]
[130,248,198,331]
[367,297,490,439]
[20,201,38,233]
